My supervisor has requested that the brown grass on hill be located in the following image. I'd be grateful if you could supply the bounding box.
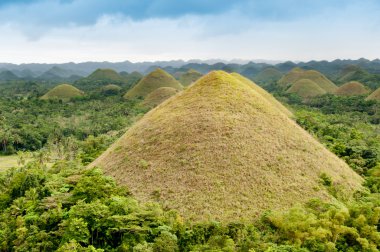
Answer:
[40,84,84,100]
[230,73,293,117]
[366,87,380,101]
[124,68,183,99]
[287,79,327,98]
[141,87,179,108]
[91,71,362,222]
[335,81,369,96]
[279,68,337,93]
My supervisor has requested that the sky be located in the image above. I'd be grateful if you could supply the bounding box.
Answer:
[1,0,380,63]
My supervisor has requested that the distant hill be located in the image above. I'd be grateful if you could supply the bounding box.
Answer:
[91,70,362,221]
[40,84,84,100]
[178,69,203,86]
[0,70,19,81]
[87,68,124,82]
[141,87,179,108]
[335,81,369,96]
[287,79,327,98]
[366,87,380,101]
[279,68,337,93]
[253,67,283,85]
[124,68,183,99]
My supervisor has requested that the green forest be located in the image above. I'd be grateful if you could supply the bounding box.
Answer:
[0,64,380,252]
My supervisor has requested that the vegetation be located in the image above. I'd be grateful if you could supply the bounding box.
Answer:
[141,87,179,108]
[178,69,203,86]
[1,66,380,251]
[278,68,337,93]
[335,81,370,96]
[40,84,84,101]
[367,87,380,101]
[92,71,361,221]
[253,67,283,86]
[124,68,183,99]
[287,79,326,98]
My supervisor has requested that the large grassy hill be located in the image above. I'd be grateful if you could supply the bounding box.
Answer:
[279,68,337,93]
[335,81,369,96]
[124,68,183,99]
[141,87,179,108]
[287,79,327,98]
[178,69,203,86]
[253,67,283,85]
[91,71,362,222]
[40,84,84,100]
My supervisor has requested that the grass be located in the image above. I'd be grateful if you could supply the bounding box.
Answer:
[87,68,124,82]
[335,81,369,96]
[92,70,362,222]
[141,87,179,108]
[40,84,84,100]
[253,67,283,84]
[124,68,183,99]
[366,87,380,101]
[287,79,326,98]
[0,155,19,170]
[178,69,203,86]
[279,67,337,93]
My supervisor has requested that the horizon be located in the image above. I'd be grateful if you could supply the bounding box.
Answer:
[1,0,380,63]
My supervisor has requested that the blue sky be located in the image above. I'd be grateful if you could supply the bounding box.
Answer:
[1,0,379,63]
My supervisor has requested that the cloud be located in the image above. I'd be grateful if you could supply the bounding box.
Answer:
[0,0,380,63]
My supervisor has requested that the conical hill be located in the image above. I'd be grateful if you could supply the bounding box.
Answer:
[92,71,362,221]
[141,87,179,108]
[287,79,327,98]
[279,68,337,93]
[87,68,124,82]
[124,68,183,99]
[335,81,369,96]
[40,84,84,100]
[178,69,203,86]
[253,67,283,84]
[366,87,380,101]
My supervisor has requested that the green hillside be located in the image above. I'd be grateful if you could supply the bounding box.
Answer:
[178,69,203,86]
[87,68,124,82]
[279,68,337,93]
[253,67,283,85]
[124,68,183,99]
[366,87,380,101]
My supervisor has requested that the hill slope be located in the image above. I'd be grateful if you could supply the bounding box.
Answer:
[279,68,337,93]
[87,68,124,82]
[335,81,369,96]
[40,84,84,100]
[287,79,327,98]
[230,73,292,117]
[366,87,380,101]
[178,69,203,86]
[142,87,179,108]
[253,67,283,85]
[124,68,183,99]
[92,71,362,221]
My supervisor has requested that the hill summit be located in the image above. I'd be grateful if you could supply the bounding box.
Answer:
[279,68,337,93]
[40,84,84,100]
[335,81,369,96]
[87,68,124,82]
[287,79,327,98]
[178,69,203,86]
[92,71,362,221]
[124,68,183,99]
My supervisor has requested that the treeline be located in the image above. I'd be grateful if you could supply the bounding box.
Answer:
[0,95,146,155]
[0,157,379,251]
